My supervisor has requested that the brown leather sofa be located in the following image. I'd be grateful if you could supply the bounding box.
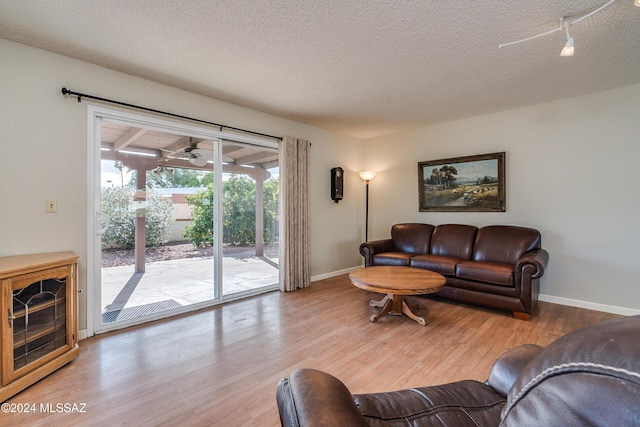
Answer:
[359,223,549,319]
[276,315,640,427]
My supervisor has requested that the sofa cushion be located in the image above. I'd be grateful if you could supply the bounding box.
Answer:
[473,226,541,264]
[456,261,514,286]
[391,223,435,254]
[410,254,462,276]
[443,277,520,298]
[430,224,477,259]
[373,252,413,266]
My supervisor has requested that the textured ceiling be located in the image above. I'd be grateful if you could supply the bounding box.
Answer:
[1,0,639,139]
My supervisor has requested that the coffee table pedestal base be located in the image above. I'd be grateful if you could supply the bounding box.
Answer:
[370,294,426,326]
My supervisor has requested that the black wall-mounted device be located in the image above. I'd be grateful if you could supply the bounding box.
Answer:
[331,167,344,203]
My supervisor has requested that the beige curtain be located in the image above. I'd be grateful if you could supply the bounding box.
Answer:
[279,136,311,291]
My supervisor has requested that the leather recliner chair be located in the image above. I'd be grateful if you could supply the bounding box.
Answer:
[276,315,640,426]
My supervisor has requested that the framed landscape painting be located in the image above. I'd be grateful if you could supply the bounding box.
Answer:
[418,152,505,212]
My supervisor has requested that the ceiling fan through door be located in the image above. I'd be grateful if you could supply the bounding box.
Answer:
[161,137,213,167]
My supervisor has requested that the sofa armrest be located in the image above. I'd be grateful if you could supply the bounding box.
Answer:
[515,248,549,279]
[486,344,544,397]
[276,369,368,427]
[359,239,394,267]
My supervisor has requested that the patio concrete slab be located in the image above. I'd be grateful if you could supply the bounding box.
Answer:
[101,255,279,316]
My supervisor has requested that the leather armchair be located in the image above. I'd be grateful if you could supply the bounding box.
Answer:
[276,315,640,426]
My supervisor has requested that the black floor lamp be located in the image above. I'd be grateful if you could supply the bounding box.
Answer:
[359,171,376,242]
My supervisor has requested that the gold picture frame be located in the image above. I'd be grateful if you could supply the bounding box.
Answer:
[418,152,505,212]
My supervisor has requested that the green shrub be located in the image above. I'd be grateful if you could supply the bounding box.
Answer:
[182,184,215,248]
[101,186,173,249]
[183,174,279,248]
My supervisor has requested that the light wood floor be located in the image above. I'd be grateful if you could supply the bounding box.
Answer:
[3,274,620,426]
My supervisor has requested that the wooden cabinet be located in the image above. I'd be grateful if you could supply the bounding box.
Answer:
[0,252,79,402]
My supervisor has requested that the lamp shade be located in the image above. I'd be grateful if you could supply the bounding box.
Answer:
[359,171,377,182]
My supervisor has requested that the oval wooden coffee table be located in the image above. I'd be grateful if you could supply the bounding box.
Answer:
[349,266,446,326]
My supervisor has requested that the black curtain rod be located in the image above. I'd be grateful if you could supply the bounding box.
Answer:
[60,87,282,141]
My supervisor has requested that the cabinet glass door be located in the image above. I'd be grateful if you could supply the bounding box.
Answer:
[3,267,72,382]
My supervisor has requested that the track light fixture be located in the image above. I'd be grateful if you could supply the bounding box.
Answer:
[499,0,635,56]
[560,27,575,57]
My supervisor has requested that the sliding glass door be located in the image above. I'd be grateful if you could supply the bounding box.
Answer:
[221,140,280,297]
[89,108,280,334]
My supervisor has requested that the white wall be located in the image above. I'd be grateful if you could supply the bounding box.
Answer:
[363,84,640,314]
[0,39,364,330]
[2,37,637,327]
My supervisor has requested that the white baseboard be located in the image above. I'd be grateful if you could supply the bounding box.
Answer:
[78,329,88,340]
[539,293,640,316]
[311,266,361,282]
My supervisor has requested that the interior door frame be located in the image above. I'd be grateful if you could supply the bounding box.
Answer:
[86,105,278,336]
